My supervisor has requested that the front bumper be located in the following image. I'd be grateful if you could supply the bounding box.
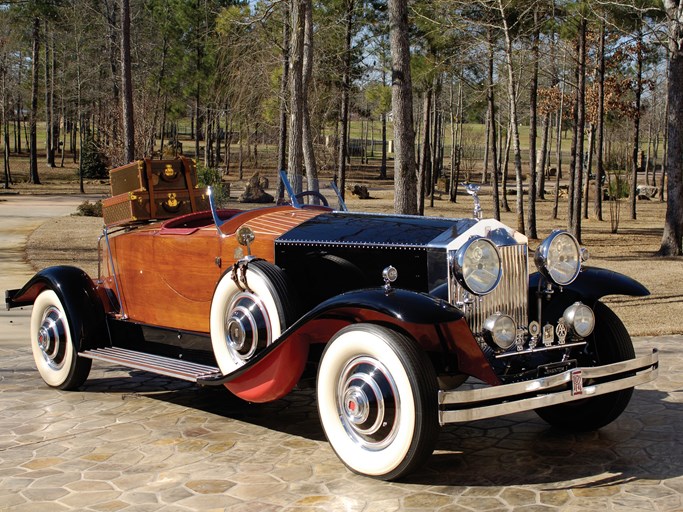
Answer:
[438,349,658,424]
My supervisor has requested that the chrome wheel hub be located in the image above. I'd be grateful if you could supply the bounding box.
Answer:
[337,357,399,450]
[36,306,67,370]
[224,292,272,362]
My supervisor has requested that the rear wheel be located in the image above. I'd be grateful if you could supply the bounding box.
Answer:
[30,289,92,390]
[536,302,635,431]
[317,324,438,480]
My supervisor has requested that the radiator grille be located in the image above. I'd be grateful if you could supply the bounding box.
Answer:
[452,244,529,335]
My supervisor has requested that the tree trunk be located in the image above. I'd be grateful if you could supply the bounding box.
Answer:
[527,9,539,239]
[499,0,524,233]
[104,0,119,143]
[121,0,135,162]
[630,27,644,220]
[288,0,306,193]
[658,0,683,256]
[481,107,490,185]
[380,111,387,178]
[417,91,431,215]
[487,28,500,220]
[594,18,606,221]
[389,0,417,215]
[302,0,319,195]
[583,123,594,220]
[29,17,40,184]
[537,113,550,201]
[276,3,290,201]
[2,66,9,188]
[238,123,244,180]
[336,0,353,201]
[569,18,587,242]
[660,66,669,203]
[44,21,53,167]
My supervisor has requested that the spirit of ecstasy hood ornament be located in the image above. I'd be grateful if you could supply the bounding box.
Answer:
[464,183,482,220]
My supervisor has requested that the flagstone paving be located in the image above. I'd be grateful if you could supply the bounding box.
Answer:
[0,332,680,511]
[1,195,681,510]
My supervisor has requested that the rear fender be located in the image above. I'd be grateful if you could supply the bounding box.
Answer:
[202,287,500,399]
[6,266,108,351]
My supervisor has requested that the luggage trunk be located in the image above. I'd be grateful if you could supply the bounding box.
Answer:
[110,157,197,196]
[103,188,210,227]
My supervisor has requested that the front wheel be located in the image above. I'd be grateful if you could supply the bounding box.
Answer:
[536,302,635,431]
[316,324,438,480]
[30,289,92,390]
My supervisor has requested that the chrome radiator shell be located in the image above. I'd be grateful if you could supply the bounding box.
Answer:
[450,243,529,335]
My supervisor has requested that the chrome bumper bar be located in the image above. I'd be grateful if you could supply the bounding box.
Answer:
[438,349,658,425]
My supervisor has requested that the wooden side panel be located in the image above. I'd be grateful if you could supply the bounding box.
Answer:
[105,207,329,336]
[109,227,221,333]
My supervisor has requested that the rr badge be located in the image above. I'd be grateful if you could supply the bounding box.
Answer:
[571,369,584,396]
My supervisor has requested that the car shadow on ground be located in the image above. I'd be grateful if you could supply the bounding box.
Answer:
[80,369,683,488]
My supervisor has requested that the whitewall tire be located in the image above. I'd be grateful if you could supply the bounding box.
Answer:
[317,324,438,480]
[30,289,91,389]
[210,260,295,375]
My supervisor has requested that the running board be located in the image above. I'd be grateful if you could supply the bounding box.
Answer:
[80,347,223,382]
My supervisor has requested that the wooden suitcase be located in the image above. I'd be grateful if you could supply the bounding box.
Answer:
[110,157,197,196]
[103,188,211,227]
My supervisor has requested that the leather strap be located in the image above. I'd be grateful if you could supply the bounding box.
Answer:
[144,158,157,217]
[179,156,198,211]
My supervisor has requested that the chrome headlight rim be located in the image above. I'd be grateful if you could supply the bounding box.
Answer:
[482,312,517,352]
[452,236,502,296]
[534,230,582,286]
[563,302,595,338]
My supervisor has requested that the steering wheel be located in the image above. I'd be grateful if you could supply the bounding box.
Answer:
[294,191,329,207]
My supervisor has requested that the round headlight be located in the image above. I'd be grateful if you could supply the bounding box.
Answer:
[453,237,502,295]
[483,312,517,351]
[534,231,581,286]
[563,302,595,338]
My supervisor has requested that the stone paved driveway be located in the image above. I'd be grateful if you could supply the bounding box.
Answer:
[1,196,682,511]
[0,336,681,511]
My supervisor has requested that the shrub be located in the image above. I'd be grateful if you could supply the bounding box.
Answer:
[75,200,103,217]
[196,161,229,207]
[80,132,108,179]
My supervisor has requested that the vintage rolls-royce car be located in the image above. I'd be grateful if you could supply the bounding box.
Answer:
[5,172,658,480]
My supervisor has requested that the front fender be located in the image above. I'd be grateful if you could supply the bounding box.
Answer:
[6,266,108,351]
[530,266,649,306]
[200,287,499,394]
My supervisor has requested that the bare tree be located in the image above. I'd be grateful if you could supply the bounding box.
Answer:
[302,0,318,194]
[498,0,524,234]
[389,0,417,215]
[287,0,305,190]
[487,27,501,221]
[337,0,354,201]
[277,3,290,175]
[121,0,135,162]
[569,18,587,243]
[594,17,606,221]
[658,0,683,256]
[527,7,540,239]
[29,16,40,184]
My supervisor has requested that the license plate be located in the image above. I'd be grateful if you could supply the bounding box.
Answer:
[538,360,576,377]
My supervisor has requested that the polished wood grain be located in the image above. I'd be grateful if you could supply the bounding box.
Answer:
[103,206,327,333]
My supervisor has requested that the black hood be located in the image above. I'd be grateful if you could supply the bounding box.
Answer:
[276,212,476,248]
